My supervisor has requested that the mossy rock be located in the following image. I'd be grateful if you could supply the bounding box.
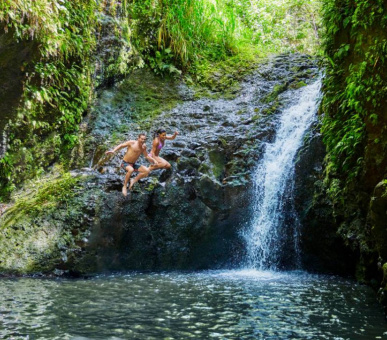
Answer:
[261,100,282,115]
[378,263,387,307]
[290,80,307,89]
[209,150,226,179]
[261,83,288,104]
[111,69,182,122]
[0,171,89,274]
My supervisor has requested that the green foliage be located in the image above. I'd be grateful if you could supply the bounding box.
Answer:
[148,47,182,76]
[127,0,322,73]
[145,177,160,192]
[0,155,14,199]
[0,0,97,197]
[233,0,322,54]
[188,44,260,97]
[126,0,241,71]
[0,0,323,200]
[1,172,80,227]
[320,0,387,206]
[0,0,97,57]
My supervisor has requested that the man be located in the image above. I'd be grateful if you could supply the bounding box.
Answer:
[105,133,157,196]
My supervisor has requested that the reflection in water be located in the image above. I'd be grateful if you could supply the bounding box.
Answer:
[0,271,386,339]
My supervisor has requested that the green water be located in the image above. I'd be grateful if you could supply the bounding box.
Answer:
[1,270,386,339]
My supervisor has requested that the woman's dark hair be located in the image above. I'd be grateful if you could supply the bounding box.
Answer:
[154,128,166,138]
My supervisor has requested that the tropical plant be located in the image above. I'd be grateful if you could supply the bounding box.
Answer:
[0,0,323,199]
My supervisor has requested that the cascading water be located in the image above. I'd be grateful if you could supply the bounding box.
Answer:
[245,79,322,270]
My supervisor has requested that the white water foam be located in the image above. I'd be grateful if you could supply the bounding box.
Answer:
[245,79,322,270]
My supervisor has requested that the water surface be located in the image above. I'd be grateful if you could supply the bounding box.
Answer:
[1,270,386,339]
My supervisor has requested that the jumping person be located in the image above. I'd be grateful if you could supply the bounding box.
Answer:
[105,133,157,196]
[149,128,179,170]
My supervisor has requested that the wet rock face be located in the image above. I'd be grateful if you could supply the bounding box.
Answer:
[0,53,321,275]
[64,54,320,274]
[369,181,387,308]
[370,181,387,261]
[293,129,358,275]
[65,174,250,273]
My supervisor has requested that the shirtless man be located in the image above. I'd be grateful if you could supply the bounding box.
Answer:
[105,133,157,196]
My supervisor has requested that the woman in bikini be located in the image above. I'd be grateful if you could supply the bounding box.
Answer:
[149,128,179,170]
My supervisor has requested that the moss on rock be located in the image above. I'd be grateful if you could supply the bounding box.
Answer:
[0,170,84,274]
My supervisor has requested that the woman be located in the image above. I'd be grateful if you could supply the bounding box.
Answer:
[149,128,179,170]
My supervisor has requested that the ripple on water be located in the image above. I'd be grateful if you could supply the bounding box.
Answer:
[0,271,386,339]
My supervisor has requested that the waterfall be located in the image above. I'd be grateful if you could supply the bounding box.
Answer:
[245,79,321,270]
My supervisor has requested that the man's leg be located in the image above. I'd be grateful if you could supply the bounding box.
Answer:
[123,166,134,196]
[129,165,150,190]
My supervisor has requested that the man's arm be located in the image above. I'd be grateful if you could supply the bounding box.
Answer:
[105,141,131,155]
[166,131,179,140]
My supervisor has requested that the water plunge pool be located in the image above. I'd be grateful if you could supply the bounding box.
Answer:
[1,270,386,339]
